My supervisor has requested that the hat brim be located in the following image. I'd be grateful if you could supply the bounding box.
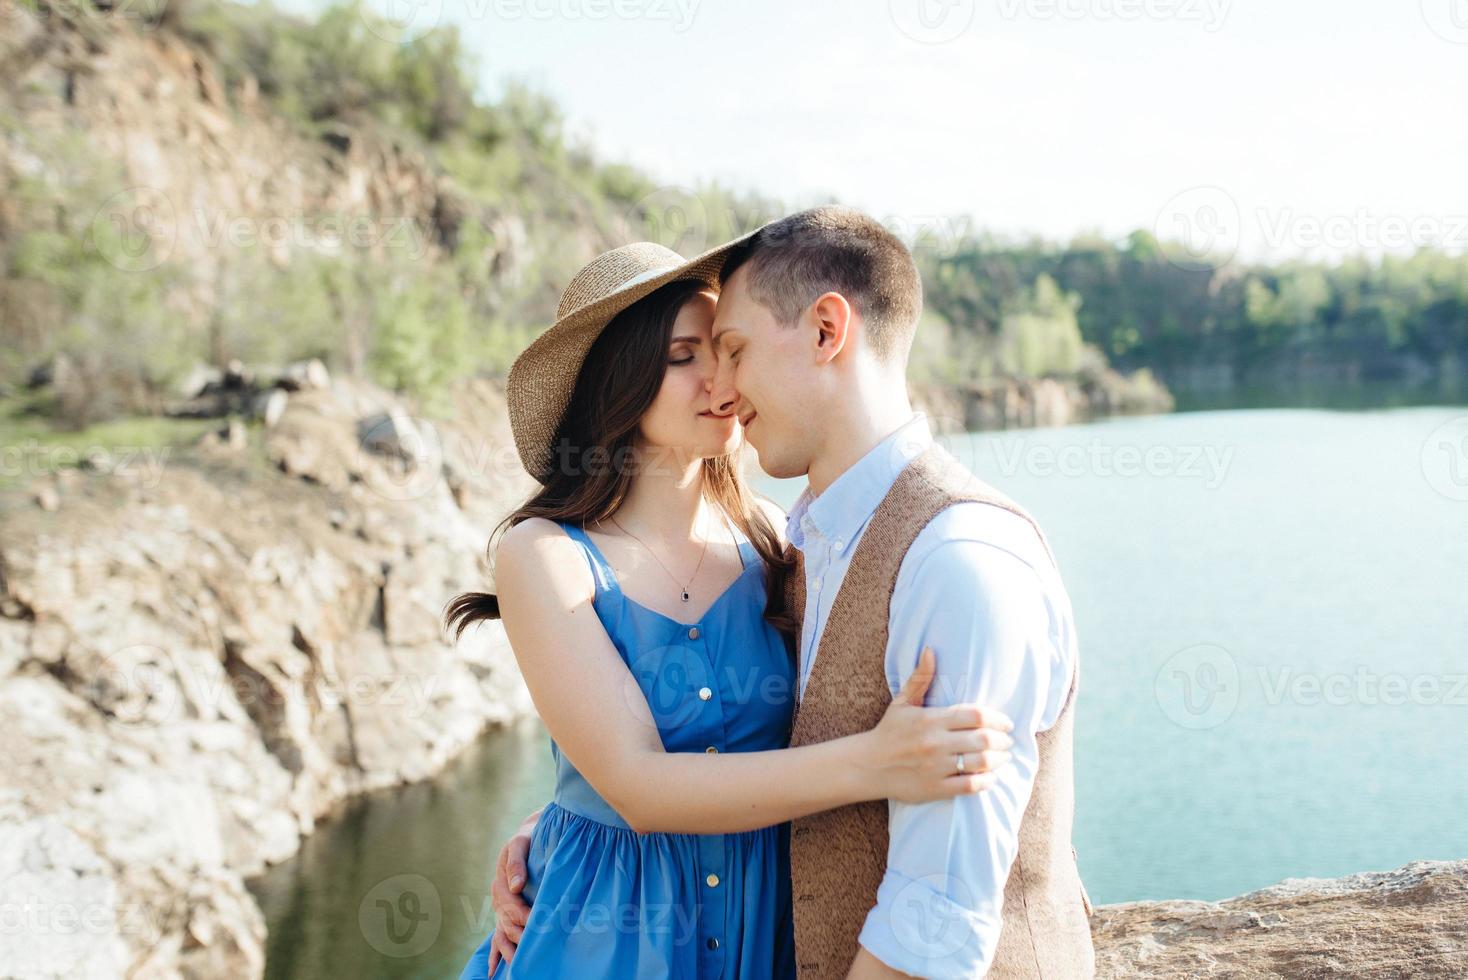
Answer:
[507,226,765,482]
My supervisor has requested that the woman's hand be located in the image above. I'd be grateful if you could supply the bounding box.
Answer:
[855,647,1014,803]
[485,807,541,973]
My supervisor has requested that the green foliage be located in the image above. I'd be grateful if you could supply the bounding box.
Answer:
[921,233,1468,387]
[367,266,474,417]
[11,0,1464,436]
[206,247,345,367]
[998,274,1085,378]
[0,129,194,423]
[183,0,478,142]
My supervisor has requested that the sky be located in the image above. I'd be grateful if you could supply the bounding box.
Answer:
[283,0,1466,265]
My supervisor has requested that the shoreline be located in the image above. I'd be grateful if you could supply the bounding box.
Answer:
[7,368,1461,977]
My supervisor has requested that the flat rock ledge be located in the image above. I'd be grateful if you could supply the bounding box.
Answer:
[1092,858,1468,978]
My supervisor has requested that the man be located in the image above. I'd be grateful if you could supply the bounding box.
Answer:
[486,207,1095,978]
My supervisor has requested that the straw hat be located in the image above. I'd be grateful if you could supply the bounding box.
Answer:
[507,231,761,482]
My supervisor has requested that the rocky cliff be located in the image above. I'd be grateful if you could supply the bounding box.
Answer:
[0,366,537,977]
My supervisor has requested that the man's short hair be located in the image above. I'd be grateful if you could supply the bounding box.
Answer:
[719,206,922,363]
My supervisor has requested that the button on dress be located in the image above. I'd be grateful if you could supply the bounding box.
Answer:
[457,521,797,979]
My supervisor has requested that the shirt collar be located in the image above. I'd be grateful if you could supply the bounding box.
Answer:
[785,412,933,554]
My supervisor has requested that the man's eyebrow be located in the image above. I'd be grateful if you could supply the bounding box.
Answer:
[711,328,741,348]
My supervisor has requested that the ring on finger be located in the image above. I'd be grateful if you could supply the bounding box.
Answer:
[955,752,966,773]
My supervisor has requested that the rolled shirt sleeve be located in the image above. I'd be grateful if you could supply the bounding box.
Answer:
[856,503,1076,978]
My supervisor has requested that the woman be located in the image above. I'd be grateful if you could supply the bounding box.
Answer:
[444,241,1013,978]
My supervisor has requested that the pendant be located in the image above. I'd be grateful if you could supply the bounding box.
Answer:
[681,591,690,603]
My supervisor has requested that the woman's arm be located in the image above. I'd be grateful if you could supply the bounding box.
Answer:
[495,518,1012,836]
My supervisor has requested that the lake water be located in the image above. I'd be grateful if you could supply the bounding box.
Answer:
[248,404,1468,978]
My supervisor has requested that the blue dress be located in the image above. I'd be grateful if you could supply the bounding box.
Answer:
[457,520,798,979]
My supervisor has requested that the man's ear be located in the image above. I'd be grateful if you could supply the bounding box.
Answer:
[809,291,853,364]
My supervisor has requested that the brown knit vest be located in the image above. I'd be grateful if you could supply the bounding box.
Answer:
[783,443,1095,978]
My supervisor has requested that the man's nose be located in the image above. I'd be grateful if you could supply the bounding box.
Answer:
[708,360,739,416]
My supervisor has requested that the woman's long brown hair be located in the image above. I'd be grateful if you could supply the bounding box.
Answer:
[443,277,799,656]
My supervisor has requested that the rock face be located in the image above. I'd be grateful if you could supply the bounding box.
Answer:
[0,371,537,978]
[914,366,1174,433]
[1091,859,1468,978]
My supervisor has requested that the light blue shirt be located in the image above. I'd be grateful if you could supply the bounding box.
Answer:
[785,412,1078,979]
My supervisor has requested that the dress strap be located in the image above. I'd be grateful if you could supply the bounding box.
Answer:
[736,536,755,570]
[563,518,755,588]
[557,521,620,595]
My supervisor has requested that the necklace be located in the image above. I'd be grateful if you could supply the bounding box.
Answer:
[606,514,711,604]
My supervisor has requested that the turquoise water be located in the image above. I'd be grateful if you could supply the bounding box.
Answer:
[250,404,1468,976]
